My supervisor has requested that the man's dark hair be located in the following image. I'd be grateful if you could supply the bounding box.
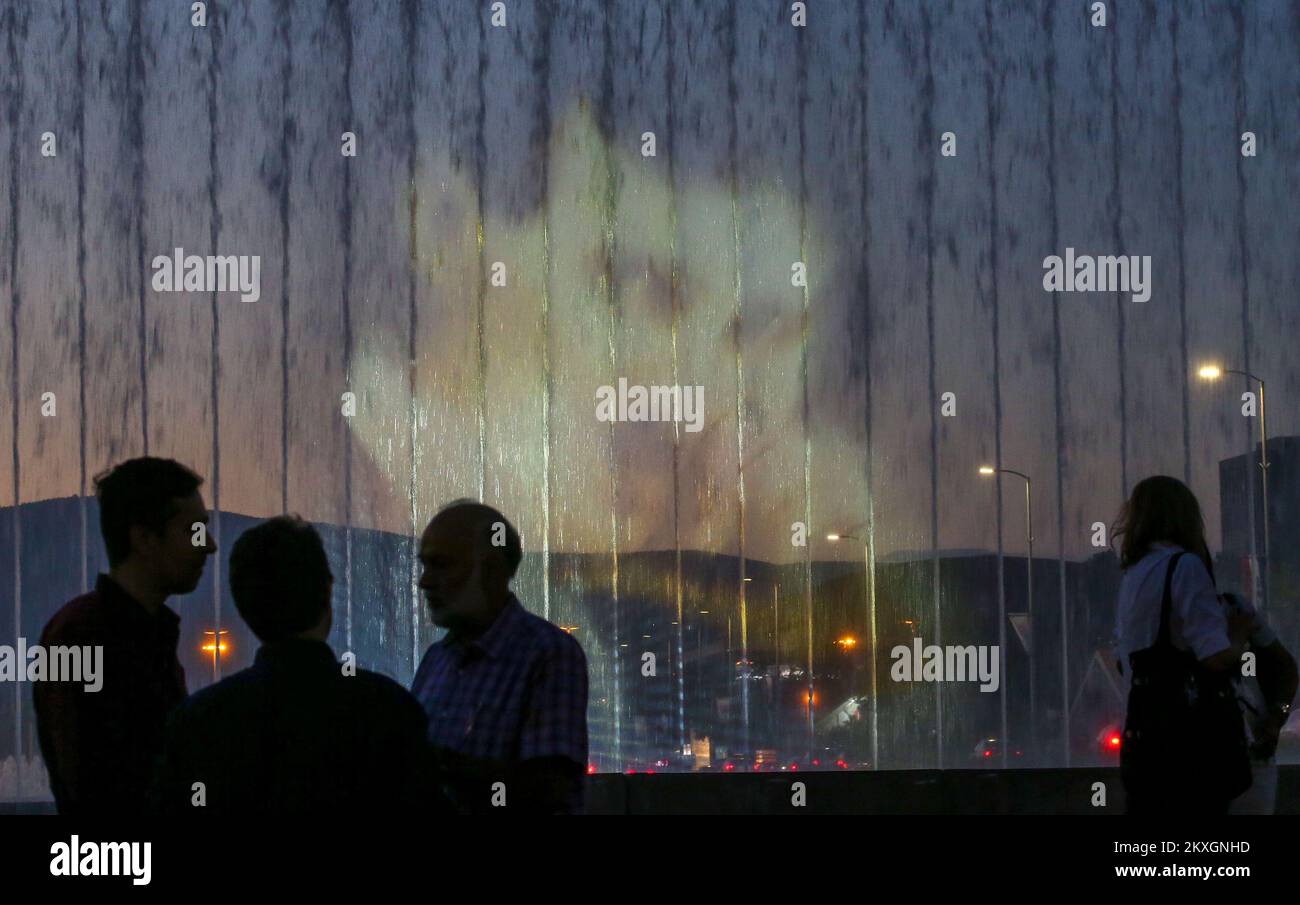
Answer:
[94,457,204,567]
[437,499,523,578]
[230,516,333,642]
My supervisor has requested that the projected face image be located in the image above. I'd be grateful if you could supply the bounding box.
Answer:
[348,100,848,563]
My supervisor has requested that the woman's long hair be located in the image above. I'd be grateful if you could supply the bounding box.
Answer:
[1113,475,1213,576]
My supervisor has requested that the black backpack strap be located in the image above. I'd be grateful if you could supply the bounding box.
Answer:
[1155,552,1186,648]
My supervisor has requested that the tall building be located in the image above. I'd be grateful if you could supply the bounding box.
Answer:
[1220,434,1300,649]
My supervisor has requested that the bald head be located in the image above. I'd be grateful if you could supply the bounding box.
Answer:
[418,500,521,634]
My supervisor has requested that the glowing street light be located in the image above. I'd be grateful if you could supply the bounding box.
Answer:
[200,634,228,654]
[976,465,1038,766]
[827,531,878,769]
[202,629,229,682]
[1198,362,1271,609]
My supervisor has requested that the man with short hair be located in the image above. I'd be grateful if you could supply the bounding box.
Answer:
[34,456,215,815]
[411,500,589,813]
[151,516,434,814]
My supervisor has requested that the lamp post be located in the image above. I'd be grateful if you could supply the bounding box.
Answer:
[771,583,781,754]
[772,584,780,675]
[1198,364,1270,610]
[978,466,1034,764]
[828,532,878,769]
[741,576,752,755]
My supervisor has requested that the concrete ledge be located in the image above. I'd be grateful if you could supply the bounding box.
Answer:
[7,767,1297,814]
[585,766,1300,815]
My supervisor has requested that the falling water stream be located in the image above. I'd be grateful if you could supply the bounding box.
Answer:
[2,0,1299,799]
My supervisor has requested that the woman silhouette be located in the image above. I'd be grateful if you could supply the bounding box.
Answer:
[1113,475,1253,814]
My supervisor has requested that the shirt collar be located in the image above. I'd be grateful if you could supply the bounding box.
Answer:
[255,638,338,670]
[449,594,525,661]
[95,573,180,630]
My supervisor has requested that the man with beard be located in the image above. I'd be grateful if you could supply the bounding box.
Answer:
[412,500,589,814]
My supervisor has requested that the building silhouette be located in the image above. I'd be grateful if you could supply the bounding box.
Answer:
[1220,434,1300,648]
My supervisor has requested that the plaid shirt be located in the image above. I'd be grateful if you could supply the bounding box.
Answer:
[412,594,589,777]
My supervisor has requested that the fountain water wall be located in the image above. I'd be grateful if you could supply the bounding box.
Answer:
[2,0,1298,798]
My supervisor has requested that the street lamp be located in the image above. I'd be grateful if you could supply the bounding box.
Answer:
[977,466,1035,766]
[772,584,780,675]
[201,629,230,683]
[827,532,878,769]
[1198,363,1270,610]
[739,576,751,755]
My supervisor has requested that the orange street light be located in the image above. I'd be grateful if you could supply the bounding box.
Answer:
[202,629,230,682]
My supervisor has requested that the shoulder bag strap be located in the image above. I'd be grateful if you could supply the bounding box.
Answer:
[1155,552,1186,649]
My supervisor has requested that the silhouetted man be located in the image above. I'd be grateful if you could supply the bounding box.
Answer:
[151,516,434,814]
[412,500,589,814]
[34,457,215,815]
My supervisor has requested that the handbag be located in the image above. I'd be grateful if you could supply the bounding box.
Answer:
[1120,552,1252,806]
